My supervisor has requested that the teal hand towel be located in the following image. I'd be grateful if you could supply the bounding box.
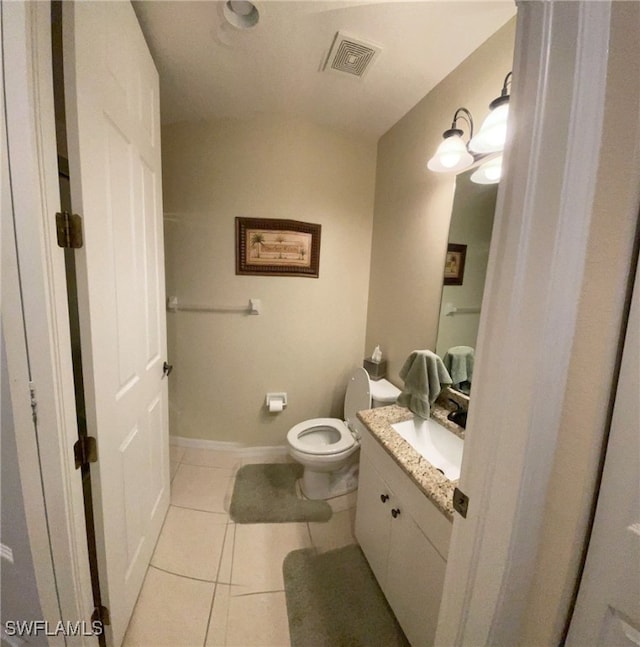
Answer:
[397,350,452,419]
[443,346,475,386]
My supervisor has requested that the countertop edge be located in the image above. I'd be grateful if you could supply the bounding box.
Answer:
[357,404,459,521]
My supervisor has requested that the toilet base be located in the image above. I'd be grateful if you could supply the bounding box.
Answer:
[300,456,360,500]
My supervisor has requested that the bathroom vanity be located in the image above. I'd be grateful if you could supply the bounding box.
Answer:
[355,404,462,646]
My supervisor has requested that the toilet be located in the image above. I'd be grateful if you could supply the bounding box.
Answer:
[286,367,400,500]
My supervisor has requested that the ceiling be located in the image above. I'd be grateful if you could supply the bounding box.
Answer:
[133,1,515,141]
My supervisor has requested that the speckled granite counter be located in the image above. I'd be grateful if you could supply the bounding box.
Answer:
[357,403,464,521]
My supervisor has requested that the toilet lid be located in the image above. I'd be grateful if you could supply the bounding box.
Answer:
[344,367,371,430]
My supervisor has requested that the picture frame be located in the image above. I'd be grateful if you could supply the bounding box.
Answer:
[444,243,467,285]
[235,217,321,278]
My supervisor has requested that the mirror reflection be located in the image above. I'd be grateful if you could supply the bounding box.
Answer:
[436,168,498,395]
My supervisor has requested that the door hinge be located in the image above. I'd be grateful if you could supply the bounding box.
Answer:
[74,435,98,469]
[91,605,110,627]
[28,381,38,425]
[453,487,469,518]
[55,211,83,249]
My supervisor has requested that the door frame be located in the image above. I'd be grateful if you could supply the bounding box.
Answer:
[437,1,640,644]
[2,1,93,643]
[565,218,640,644]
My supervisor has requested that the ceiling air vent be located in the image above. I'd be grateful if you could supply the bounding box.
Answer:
[323,32,381,79]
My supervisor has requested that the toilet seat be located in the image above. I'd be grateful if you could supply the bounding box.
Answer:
[286,368,374,460]
[287,418,354,456]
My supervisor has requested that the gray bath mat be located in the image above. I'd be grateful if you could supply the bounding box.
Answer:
[283,544,410,647]
[229,463,332,523]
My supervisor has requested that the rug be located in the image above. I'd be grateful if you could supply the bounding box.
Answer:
[283,544,410,647]
[229,463,332,523]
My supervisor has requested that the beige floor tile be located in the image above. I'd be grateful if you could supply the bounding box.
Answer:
[217,522,236,584]
[308,508,357,553]
[169,444,186,464]
[181,447,242,470]
[224,591,290,647]
[171,464,234,513]
[170,459,180,482]
[327,489,358,513]
[241,454,293,466]
[122,566,214,647]
[151,506,228,581]
[231,523,311,595]
[204,583,231,647]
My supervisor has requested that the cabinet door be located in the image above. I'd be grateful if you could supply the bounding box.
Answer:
[387,511,447,647]
[355,454,392,587]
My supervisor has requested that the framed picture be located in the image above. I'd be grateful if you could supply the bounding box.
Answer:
[444,243,467,285]
[235,217,321,278]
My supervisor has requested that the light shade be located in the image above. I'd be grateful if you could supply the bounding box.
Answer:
[427,133,474,173]
[469,101,509,154]
[470,155,503,184]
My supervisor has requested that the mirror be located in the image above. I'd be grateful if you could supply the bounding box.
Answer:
[435,168,498,395]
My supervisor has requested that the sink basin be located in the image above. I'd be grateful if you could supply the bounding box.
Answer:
[391,417,463,480]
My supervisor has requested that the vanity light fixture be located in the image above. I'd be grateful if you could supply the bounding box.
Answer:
[470,154,503,185]
[469,72,512,154]
[427,107,475,173]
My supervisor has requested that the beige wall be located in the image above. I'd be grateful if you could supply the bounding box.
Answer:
[365,20,516,385]
[162,115,377,445]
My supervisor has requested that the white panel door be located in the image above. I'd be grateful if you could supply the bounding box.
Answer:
[63,2,169,645]
[566,259,640,646]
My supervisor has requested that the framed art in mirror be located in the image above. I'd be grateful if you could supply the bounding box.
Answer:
[444,243,467,286]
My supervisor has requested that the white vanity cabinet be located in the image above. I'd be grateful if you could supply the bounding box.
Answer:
[355,427,452,647]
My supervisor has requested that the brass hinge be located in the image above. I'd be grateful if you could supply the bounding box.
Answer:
[91,605,111,626]
[55,211,83,249]
[74,435,98,469]
[453,487,469,518]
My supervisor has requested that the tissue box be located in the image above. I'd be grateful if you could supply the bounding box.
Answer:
[363,358,387,381]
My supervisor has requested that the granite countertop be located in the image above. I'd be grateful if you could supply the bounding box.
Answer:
[357,402,465,521]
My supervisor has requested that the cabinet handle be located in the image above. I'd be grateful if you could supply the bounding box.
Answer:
[391,508,401,518]
[380,494,389,503]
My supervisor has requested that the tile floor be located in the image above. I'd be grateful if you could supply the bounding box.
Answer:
[122,445,358,647]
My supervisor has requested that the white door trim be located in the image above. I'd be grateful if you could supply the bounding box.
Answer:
[437,1,638,644]
[2,1,93,643]
[566,225,640,644]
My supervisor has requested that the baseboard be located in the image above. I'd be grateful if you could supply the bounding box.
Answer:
[170,435,289,461]
[169,436,242,450]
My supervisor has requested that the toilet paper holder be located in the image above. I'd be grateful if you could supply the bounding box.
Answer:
[265,392,287,413]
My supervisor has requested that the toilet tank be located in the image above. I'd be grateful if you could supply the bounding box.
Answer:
[370,378,400,408]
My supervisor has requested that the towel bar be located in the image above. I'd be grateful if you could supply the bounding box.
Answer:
[444,302,481,316]
[166,296,260,315]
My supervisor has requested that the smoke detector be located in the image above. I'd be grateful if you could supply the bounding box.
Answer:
[323,32,381,79]
[223,1,260,30]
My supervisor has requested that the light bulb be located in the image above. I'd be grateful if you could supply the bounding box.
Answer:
[427,134,473,173]
[469,103,509,154]
[470,155,503,184]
